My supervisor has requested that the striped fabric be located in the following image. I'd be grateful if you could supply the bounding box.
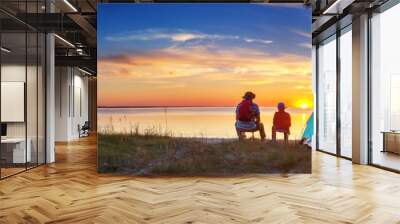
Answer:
[235,121,257,130]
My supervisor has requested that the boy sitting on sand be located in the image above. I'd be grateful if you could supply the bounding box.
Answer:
[272,102,291,144]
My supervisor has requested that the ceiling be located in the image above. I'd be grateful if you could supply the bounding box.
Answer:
[6,0,380,75]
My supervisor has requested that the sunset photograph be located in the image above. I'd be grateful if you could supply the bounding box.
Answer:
[97,3,312,175]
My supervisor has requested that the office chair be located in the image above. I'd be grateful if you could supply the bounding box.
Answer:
[79,121,90,138]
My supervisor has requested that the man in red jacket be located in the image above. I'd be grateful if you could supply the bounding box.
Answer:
[272,102,291,143]
[235,91,266,141]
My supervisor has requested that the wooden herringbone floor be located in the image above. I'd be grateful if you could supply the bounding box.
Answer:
[1,136,400,224]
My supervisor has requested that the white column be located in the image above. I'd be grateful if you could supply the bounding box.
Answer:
[312,45,317,150]
[46,33,55,163]
[352,14,369,164]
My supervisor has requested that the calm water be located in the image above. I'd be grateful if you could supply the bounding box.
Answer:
[98,107,312,140]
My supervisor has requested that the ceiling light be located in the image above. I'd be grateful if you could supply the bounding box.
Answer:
[63,0,78,12]
[54,34,75,48]
[323,0,341,14]
[78,67,93,76]
[323,0,355,15]
[76,48,85,55]
[1,47,11,53]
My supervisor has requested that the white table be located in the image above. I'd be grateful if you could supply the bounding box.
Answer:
[1,138,31,163]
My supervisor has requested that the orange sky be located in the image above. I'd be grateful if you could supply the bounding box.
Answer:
[98,45,313,108]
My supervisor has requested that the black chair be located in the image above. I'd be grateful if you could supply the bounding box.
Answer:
[79,121,90,138]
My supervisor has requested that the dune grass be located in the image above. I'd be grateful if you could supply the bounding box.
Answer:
[98,128,311,175]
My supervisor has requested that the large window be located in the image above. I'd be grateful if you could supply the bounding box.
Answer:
[316,24,353,159]
[339,26,352,158]
[0,2,46,179]
[317,35,337,154]
[370,3,400,171]
[1,30,28,177]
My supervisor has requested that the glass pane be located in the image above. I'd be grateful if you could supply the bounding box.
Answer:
[1,31,27,177]
[371,4,400,171]
[317,36,337,154]
[38,33,45,165]
[27,31,38,169]
[340,28,352,158]
[0,1,46,178]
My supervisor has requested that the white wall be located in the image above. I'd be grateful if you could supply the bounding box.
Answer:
[55,67,89,141]
[55,67,70,141]
[71,73,89,138]
[1,65,28,138]
[1,65,26,124]
[1,63,46,164]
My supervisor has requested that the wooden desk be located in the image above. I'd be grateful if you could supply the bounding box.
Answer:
[382,131,400,154]
[1,138,31,163]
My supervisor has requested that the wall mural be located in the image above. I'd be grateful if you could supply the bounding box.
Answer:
[97,3,313,175]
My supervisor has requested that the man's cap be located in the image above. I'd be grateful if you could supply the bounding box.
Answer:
[242,91,256,99]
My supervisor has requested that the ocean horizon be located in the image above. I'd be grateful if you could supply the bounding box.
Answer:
[98,107,313,140]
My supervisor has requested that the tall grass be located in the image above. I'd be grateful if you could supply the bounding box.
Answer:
[98,127,311,175]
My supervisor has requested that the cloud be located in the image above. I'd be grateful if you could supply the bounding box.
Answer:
[171,33,201,42]
[98,45,312,107]
[244,38,273,44]
[105,28,273,46]
[106,28,238,42]
[290,29,311,39]
[298,42,312,49]
[99,45,310,84]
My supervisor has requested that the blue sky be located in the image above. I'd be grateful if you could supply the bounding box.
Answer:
[98,4,311,58]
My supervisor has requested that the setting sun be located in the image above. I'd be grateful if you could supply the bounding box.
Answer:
[294,99,313,109]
